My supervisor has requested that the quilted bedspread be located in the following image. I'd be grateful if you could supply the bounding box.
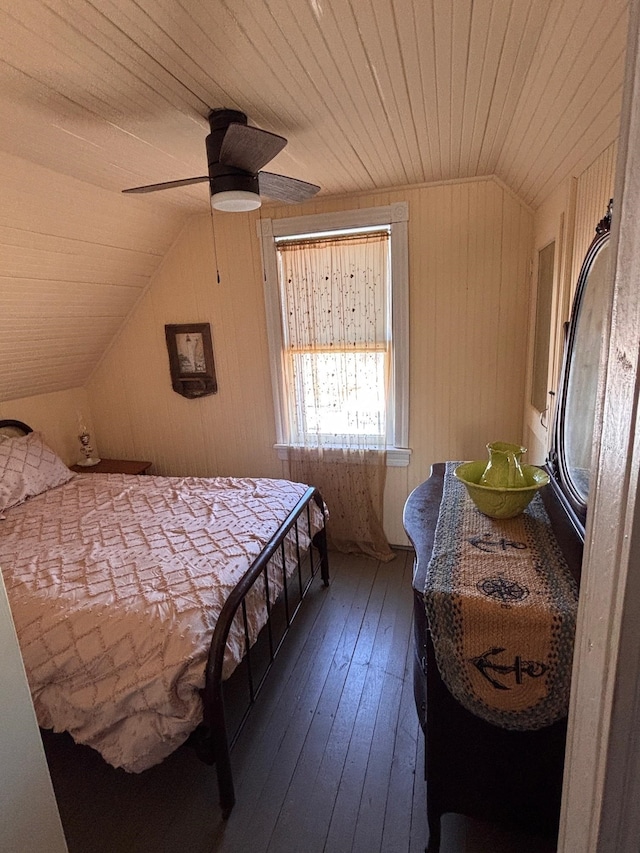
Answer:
[0,473,324,772]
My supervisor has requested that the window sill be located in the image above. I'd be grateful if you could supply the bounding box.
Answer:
[274,444,411,467]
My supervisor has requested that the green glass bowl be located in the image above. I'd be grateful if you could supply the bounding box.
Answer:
[454,460,550,519]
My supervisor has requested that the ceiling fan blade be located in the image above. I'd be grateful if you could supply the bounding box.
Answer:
[122,176,209,194]
[219,124,287,173]
[258,172,320,204]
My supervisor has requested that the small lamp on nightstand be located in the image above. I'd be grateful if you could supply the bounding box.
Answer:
[77,420,101,467]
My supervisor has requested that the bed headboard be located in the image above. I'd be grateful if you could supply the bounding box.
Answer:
[0,419,33,437]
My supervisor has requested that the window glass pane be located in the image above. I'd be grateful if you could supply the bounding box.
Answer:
[290,351,387,445]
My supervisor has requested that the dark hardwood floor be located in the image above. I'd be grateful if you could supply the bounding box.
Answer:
[43,550,557,853]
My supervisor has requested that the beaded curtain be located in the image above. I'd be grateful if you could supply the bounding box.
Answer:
[277,231,394,561]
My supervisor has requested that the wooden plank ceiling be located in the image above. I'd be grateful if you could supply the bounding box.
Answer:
[0,0,629,401]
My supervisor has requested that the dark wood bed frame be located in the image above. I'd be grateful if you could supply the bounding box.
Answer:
[0,418,329,818]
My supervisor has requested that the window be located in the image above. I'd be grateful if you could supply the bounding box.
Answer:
[277,230,389,448]
[259,203,409,465]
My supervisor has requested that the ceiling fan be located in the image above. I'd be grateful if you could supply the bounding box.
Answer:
[122,109,320,212]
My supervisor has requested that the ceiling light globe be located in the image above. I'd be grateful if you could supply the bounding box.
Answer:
[211,190,262,212]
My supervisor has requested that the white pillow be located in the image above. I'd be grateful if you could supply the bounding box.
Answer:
[0,431,73,511]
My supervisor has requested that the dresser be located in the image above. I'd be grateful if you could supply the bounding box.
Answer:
[404,463,583,852]
[403,204,613,852]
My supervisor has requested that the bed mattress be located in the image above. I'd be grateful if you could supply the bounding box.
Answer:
[0,473,323,772]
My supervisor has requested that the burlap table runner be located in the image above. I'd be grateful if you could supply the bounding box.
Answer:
[423,462,578,730]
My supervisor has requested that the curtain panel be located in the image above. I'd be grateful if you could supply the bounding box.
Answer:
[277,231,394,562]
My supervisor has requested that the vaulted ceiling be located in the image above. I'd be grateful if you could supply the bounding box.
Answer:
[0,0,629,401]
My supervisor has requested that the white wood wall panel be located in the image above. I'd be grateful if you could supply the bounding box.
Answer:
[501,1,627,207]
[572,143,619,294]
[0,156,179,251]
[479,2,552,176]
[0,281,141,314]
[522,142,618,469]
[0,238,154,288]
[0,0,628,405]
[87,210,282,482]
[0,97,207,207]
[0,387,91,465]
[0,151,186,403]
[0,0,626,206]
[86,177,532,545]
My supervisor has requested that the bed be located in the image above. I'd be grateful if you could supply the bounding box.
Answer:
[0,420,329,816]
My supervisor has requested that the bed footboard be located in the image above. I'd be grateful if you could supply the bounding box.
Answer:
[193,486,329,817]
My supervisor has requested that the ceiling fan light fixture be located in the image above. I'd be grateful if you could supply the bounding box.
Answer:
[211,189,262,212]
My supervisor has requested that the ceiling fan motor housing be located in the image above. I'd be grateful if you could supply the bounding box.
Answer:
[208,108,247,132]
[206,109,248,165]
[206,109,259,194]
[208,164,259,195]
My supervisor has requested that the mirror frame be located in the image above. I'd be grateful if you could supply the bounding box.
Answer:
[547,201,612,540]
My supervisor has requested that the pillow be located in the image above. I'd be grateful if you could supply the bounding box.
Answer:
[0,431,73,511]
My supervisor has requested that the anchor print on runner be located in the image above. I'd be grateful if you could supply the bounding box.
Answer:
[471,647,548,691]
[467,533,528,554]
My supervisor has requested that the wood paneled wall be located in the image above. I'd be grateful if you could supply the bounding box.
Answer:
[0,0,627,409]
[0,152,186,402]
[87,212,280,481]
[86,177,532,545]
[0,386,90,465]
[524,141,618,464]
[572,142,618,294]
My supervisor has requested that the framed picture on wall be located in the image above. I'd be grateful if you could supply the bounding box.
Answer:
[165,323,218,398]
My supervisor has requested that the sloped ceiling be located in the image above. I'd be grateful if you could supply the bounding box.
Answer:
[0,0,629,402]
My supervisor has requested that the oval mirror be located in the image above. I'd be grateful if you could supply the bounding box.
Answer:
[549,203,612,536]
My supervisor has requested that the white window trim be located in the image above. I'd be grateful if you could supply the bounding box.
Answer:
[258,202,411,467]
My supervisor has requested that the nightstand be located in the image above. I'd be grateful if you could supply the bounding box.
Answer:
[70,459,152,475]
